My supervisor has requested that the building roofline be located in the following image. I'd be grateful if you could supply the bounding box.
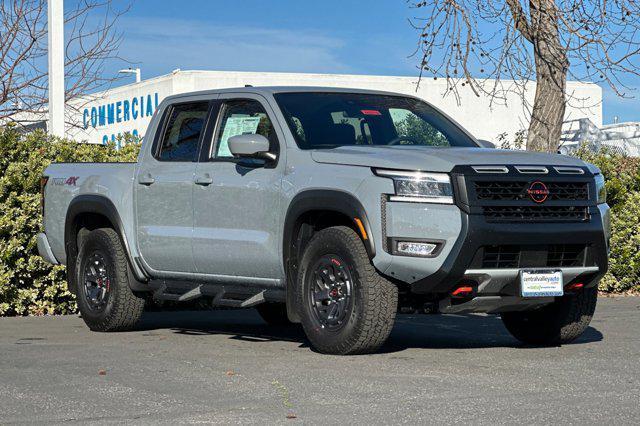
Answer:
[166,69,597,86]
[81,69,600,100]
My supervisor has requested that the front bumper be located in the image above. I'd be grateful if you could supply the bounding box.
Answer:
[409,206,609,295]
[367,165,609,313]
[436,265,600,314]
[373,199,609,293]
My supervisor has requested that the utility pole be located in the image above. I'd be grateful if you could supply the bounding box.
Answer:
[48,0,65,137]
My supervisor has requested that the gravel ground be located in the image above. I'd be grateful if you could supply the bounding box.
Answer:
[0,296,638,425]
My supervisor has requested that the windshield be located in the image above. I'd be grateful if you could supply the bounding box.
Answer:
[273,92,478,149]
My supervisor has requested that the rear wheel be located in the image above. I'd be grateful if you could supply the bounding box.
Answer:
[501,286,598,345]
[297,226,398,355]
[74,228,145,332]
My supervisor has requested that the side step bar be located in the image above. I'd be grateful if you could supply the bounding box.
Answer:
[152,283,266,308]
[153,283,203,302]
[212,290,265,308]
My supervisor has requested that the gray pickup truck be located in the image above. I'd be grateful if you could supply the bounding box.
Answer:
[38,87,610,354]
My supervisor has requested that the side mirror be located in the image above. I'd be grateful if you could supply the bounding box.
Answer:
[477,139,497,149]
[228,134,275,161]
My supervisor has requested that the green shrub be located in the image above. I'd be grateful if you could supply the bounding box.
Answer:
[574,147,640,293]
[599,192,640,293]
[0,126,140,315]
[574,146,640,211]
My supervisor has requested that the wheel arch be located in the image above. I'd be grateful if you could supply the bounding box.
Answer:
[283,189,375,322]
[64,195,148,287]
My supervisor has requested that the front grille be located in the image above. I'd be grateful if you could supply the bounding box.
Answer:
[483,206,589,223]
[481,245,520,268]
[473,244,588,269]
[474,181,589,201]
[547,244,587,267]
[454,165,594,224]
[547,182,589,201]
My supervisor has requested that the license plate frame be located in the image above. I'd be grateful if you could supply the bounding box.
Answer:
[520,269,564,298]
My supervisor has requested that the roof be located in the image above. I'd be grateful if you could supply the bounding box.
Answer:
[162,85,415,103]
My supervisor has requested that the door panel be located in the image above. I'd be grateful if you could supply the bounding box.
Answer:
[136,162,196,272]
[135,100,210,273]
[192,94,285,279]
[192,163,283,278]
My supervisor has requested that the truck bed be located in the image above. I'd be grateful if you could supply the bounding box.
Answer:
[43,162,137,265]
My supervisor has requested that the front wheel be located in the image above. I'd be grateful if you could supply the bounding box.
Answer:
[74,228,145,332]
[501,286,598,345]
[297,226,398,355]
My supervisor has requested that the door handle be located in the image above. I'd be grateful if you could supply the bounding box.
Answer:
[138,173,155,186]
[195,174,213,186]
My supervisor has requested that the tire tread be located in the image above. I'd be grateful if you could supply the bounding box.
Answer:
[502,286,597,345]
[76,228,145,332]
[298,226,398,355]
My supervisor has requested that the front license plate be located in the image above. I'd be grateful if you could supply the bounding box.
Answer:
[520,270,563,297]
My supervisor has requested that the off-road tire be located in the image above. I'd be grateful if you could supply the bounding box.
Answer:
[74,228,145,332]
[256,303,292,326]
[501,286,598,345]
[297,226,398,355]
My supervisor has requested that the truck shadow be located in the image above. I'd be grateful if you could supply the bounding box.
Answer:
[135,309,603,353]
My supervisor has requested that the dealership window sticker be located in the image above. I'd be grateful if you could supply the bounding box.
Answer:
[218,115,261,157]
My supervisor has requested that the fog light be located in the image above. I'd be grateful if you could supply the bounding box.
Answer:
[396,241,437,257]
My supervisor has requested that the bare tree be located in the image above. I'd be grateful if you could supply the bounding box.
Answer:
[410,1,640,152]
[0,0,129,127]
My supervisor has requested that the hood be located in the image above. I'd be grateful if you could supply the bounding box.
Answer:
[310,146,588,173]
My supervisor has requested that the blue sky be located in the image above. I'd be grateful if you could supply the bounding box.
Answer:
[88,0,637,124]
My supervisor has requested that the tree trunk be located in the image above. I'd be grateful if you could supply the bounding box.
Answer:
[526,0,569,152]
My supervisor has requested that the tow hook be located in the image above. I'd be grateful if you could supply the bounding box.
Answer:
[450,282,477,299]
[565,282,584,292]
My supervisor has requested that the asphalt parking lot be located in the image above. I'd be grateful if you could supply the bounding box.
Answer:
[1,296,639,425]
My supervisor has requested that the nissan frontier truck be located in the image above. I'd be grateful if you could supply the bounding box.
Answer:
[38,87,610,354]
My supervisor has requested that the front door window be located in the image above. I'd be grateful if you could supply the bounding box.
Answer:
[213,99,278,159]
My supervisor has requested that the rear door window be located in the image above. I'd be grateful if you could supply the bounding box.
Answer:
[157,101,210,161]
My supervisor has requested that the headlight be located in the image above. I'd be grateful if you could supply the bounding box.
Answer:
[374,169,453,204]
[595,174,607,204]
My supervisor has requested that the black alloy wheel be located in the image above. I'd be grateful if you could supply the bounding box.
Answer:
[308,254,354,330]
[74,228,145,331]
[297,226,398,355]
[82,252,111,312]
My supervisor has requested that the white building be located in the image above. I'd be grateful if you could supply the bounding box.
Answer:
[30,70,607,146]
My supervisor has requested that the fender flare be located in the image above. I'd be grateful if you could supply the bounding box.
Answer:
[64,195,148,284]
[283,189,376,322]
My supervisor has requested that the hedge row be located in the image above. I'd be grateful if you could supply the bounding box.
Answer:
[0,127,638,316]
[0,127,139,315]
[575,147,640,293]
